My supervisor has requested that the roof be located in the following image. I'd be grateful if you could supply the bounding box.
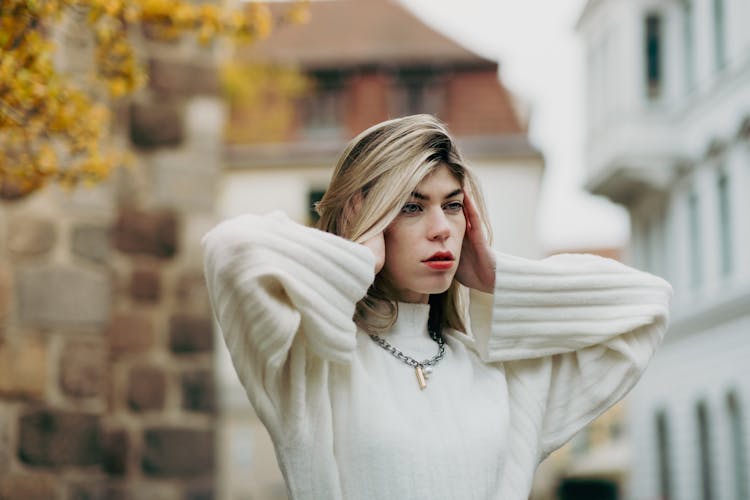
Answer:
[237,0,493,68]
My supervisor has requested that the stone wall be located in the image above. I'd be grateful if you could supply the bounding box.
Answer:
[0,19,224,500]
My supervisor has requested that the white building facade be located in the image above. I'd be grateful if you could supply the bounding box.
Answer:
[578,0,750,499]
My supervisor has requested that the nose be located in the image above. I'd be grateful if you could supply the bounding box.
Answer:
[427,208,451,241]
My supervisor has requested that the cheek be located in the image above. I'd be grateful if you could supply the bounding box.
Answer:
[382,225,418,275]
[454,215,467,241]
[383,230,407,266]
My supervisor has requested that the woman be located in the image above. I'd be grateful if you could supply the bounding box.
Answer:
[202,115,672,500]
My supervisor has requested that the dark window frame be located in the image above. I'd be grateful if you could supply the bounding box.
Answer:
[644,13,664,100]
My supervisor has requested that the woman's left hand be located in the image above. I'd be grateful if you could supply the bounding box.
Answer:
[456,192,496,293]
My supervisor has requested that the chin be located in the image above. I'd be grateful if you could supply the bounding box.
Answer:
[421,277,455,295]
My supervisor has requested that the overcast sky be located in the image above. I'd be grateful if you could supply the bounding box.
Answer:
[398,0,630,253]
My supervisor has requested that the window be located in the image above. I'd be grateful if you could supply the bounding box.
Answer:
[303,70,345,138]
[682,0,696,91]
[644,13,663,99]
[727,392,748,500]
[713,0,727,70]
[308,188,326,225]
[697,402,715,500]
[393,68,441,116]
[688,191,703,287]
[717,170,732,275]
[656,411,673,500]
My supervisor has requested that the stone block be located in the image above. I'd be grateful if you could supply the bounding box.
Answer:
[151,152,216,212]
[72,224,112,264]
[127,365,166,412]
[16,265,112,328]
[129,100,183,149]
[7,216,56,256]
[175,271,211,316]
[0,410,11,473]
[169,315,213,354]
[103,485,129,500]
[131,483,180,500]
[101,428,129,476]
[149,58,219,96]
[141,427,214,478]
[0,177,43,201]
[130,268,161,303]
[0,337,47,399]
[108,313,154,356]
[60,340,106,399]
[181,370,215,413]
[18,409,101,467]
[184,484,213,500]
[68,483,104,500]
[114,209,178,259]
[68,484,128,500]
[0,474,58,500]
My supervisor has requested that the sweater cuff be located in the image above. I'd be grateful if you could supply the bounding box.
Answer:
[469,251,672,362]
[203,211,375,363]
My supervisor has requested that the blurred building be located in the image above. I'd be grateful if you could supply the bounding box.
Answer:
[215,0,545,498]
[577,0,750,499]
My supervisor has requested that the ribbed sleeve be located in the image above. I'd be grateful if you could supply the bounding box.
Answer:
[202,211,374,436]
[468,251,672,462]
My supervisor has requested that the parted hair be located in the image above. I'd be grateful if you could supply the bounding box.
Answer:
[315,115,492,335]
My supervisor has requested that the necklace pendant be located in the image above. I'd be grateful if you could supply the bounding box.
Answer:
[415,365,427,390]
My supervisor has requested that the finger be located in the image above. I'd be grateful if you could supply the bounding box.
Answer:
[463,191,481,235]
[463,204,472,232]
[462,190,473,232]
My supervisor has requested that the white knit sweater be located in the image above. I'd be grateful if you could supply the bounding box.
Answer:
[202,211,672,500]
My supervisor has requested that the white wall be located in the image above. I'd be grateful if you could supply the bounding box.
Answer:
[473,160,544,258]
[218,166,334,223]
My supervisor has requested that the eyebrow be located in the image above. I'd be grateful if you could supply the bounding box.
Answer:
[410,188,463,201]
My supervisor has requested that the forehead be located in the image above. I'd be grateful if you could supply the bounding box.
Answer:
[413,164,462,192]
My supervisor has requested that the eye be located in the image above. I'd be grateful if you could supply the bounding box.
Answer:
[444,201,463,213]
[400,202,422,214]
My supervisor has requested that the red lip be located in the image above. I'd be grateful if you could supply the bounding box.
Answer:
[422,251,455,270]
[423,251,455,262]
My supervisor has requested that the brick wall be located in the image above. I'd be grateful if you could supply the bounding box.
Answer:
[0,20,223,500]
[228,64,525,144]
[444,69,523,136]
[344,71,391,135]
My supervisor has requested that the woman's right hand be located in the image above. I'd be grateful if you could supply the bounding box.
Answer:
[361,232,385,274]
[345,190,385,275]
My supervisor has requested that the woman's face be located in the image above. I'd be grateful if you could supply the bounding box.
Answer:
[381,164,466,303]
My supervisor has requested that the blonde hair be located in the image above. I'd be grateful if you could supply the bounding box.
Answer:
[316,115,492,334]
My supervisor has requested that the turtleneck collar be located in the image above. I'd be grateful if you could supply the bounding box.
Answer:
[389,302,431,339]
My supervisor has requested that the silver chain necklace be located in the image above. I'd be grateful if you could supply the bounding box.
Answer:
[367,329,446,390]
